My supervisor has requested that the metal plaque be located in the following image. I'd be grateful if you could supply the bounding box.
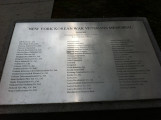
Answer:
[0,20,161,104]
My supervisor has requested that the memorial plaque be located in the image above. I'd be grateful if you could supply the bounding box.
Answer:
[0,19,161,105]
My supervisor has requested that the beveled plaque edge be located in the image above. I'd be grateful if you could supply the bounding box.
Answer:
[0,17,161,114]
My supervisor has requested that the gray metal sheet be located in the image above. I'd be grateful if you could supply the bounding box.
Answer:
[0,21,161,105]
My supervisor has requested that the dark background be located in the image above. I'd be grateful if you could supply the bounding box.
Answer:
[1,108,161,120]
[52,0,161,49]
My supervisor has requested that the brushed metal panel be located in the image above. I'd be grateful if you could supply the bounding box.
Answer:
[0,21,160,104]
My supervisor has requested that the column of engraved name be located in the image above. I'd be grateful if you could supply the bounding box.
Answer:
[9,41,52,92]
[111,39,150,89]
[67,38,95,93]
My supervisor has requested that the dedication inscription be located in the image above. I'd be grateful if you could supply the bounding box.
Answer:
[0,21,161,104]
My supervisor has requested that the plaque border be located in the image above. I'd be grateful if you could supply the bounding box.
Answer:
[0,17,161,114]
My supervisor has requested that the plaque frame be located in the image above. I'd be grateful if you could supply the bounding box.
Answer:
[0,17,161,114]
